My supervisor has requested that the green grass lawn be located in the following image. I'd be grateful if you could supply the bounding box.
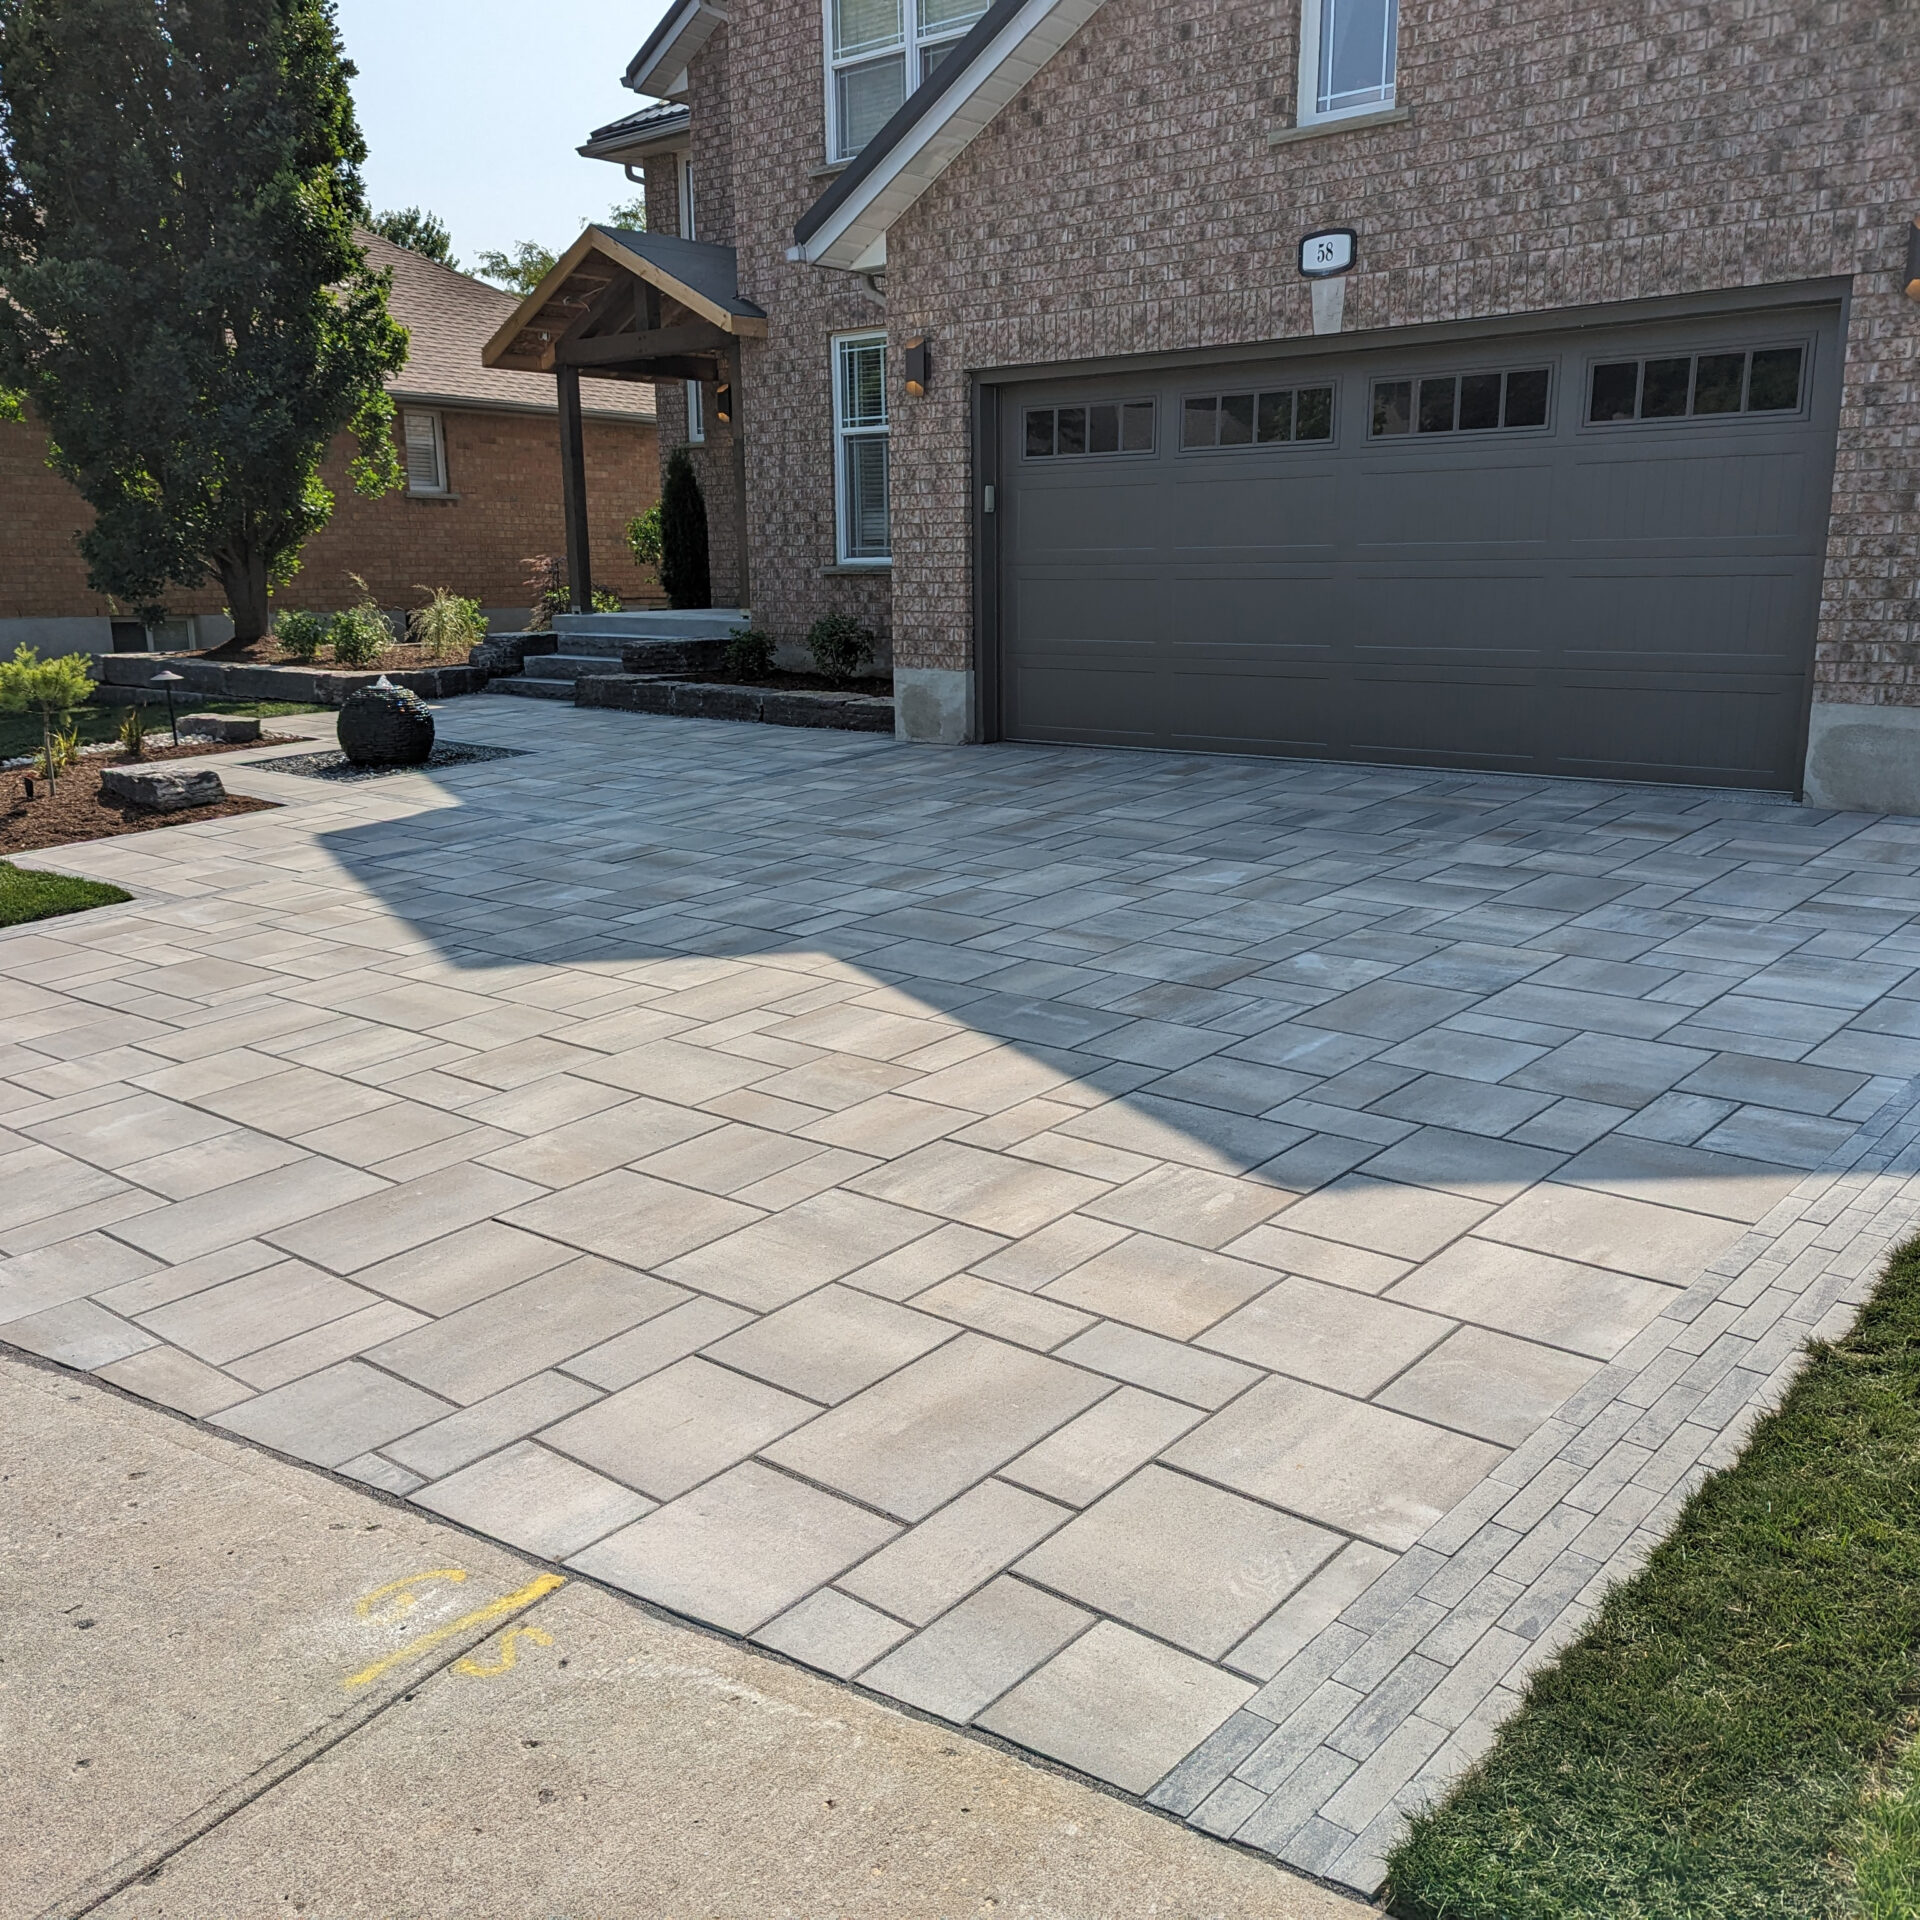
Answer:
[0,697,321,761]
[0,860,132,926]
[1387,1237,1920,1920]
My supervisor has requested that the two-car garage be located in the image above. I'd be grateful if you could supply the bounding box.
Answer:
[990,299,1844,790]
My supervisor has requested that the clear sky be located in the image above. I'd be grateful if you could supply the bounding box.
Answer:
[334,0,671,272]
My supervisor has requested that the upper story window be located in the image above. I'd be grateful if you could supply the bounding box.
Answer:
[1298,0,1398,126]
[828,0,988,161]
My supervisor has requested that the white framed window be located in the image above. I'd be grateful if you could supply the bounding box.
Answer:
[825,0,988,162]
[686,378,706,444]
[1297,0,1398,125]
[832,331,890,563]
[678,155,696,238]
[401,408,448,494]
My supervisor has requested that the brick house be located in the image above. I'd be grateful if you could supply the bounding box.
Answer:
[532,0,1920,811]
[0,232,659,653]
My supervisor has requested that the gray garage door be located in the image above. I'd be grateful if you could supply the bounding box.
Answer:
[996,302,1843,788]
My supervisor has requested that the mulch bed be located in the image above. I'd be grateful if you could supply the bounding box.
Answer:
[2,739,291,855]
[211,638,467,673]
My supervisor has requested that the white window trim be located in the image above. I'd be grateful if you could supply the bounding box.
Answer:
[831,328,891,566]
[686,378,706,444]
[675,155,707,443]
[822,0,986,164]
[401,407,449,496]
[1296,0,1398,128]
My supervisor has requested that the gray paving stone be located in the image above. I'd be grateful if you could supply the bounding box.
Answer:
[1042,1232,1280,1340]
[837,1477,1072,1624]
[1553,1134,1802,1224]
[502,1170,760,1271]
[1267,1174,1494,1263]
[702,1284,956,1402]
[134,1259,385,1365]
[1017,1465,1342,1658]
[541,1355,816,1499]
[366,1257,684,1404]
[568,1459,897,1635]
[661,1190,944,1313]
[751,1587,913,1678]
[1477,1181,1744,1285]
[475,1097,721,1185]
[1198,1276,1453,1396]
[979,1619,1257,1796]
[1375,1326,1599,1446]
[1081,1163,1290,1249]
[1508,1032,1713,1108]
[382,1370,604,1478]
[1051,1318,1263,1408]
[910,1271,1097,1350]
[1226,1541,1400,1681]
[413,1439,653,1559]
[764,1332,1111,1521]
[212,1359,452,1468]
[999,1385,1203,1505]
[561,1295,755,1391]
[92,1342,251,1417]
[348,1220,577,1314]
[112,1158,389,1264]
[0,1297,156,1369]
[861,1575,1093,1721]
[1387,1236,1675,1359]
[1167,1376,1503,1551]
[849,1140,1105,1237]
[1298,981,1478,1043]
[1358,1126,1567,1202]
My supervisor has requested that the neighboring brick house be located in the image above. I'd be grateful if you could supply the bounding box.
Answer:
[0,232,659,653]
[542,0,1919,809]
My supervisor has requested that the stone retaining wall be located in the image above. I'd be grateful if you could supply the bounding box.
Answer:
[576,673,894,732]
[91,654,486,707]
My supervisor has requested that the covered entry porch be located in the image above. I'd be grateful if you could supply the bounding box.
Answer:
[482,226,767,611]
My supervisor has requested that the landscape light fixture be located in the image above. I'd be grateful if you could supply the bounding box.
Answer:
[1907,216,1920,301]
[150,669,183,747]
[903,337,931,396]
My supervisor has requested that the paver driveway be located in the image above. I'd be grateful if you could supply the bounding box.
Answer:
[8,698,1920,1894]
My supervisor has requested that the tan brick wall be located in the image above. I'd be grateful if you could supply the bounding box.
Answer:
[2,406,661,622]
[671,0,1919,706]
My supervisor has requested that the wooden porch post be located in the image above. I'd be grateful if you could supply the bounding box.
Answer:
[556,364,593,612]
[728,337,750,614]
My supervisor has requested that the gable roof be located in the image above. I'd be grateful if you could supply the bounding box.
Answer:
[361,231,655,421]
[792,0,1106,271]
[481,226,766,377]
[625,0,728,100]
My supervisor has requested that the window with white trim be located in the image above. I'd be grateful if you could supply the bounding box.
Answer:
[833,331,889,563]
[678,157,705,443]
[826,0,988,162]
[401,409,448,494]
[1297,0,1398,125]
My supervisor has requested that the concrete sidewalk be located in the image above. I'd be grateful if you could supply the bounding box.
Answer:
[2,1351,1361,1920]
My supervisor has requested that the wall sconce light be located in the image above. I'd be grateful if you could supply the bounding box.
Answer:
[714,382,732,423]
[903,336,931,396]
[1907,217,1920,302]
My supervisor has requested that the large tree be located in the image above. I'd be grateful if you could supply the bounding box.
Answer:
[0,0,407,645]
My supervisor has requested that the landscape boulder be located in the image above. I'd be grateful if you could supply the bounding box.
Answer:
[181,713,261,742]
[99,765,225,811]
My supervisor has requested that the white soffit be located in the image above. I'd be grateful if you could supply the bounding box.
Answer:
[794,0,1106,271]
[626,0,728,101]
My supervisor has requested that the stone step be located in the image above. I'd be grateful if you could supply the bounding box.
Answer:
[484,675,574,700]
[527,653,627,682]
[552,609,748,642]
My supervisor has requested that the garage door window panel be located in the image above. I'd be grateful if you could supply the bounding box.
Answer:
[1024,400,1154,460]
[1587,345,1805,425]
[1373,368,1551,438]
[1182,385,1335,450]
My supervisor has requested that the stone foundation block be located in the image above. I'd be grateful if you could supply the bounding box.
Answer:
[180,713,261,742]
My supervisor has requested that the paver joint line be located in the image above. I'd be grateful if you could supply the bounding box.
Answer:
[9,699,1920,1899]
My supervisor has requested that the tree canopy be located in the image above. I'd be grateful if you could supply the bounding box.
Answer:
[473,197,648,294]
[370,205,456,267]
[0,0,408,645]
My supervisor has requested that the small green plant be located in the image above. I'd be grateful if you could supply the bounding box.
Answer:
[806,613,875,684]
[591,587,623,613]
[275,609,328,662]
[329,576,391,667]
[727,625,776,678]
[409,586,488,661]
[36,723,81,778]
[0,643,94,791]
[117,705,148,757]
[625,501,662,572]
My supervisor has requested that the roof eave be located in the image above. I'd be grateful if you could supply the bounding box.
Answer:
[793,0,1106,272]
[624,0,727,100]
[579,105,691,162]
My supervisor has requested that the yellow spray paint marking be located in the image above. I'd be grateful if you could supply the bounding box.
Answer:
[343,1573,565,1689]
[454,1622,555,1678]
[353,1568,470,1621]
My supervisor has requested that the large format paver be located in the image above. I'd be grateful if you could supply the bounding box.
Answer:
[7,698,1920,1895]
